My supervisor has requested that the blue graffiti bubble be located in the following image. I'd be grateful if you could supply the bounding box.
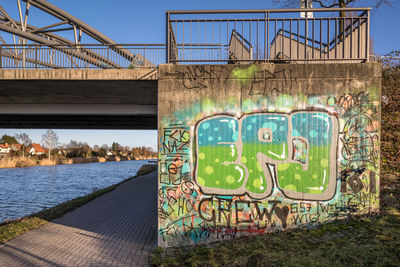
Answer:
[202,122,210,130]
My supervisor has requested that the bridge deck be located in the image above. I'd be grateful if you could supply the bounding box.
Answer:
[0,69,158,129]
[0,171,157,266]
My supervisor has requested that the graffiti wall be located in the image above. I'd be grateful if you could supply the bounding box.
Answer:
[158,63,381,247]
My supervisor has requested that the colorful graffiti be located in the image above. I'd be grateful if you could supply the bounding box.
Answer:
[158,65,380,247]
[195,111,338,201]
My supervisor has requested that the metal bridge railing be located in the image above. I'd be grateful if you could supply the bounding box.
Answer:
[0,44,165,69]
[166,8,370,64]
[0,8,371,69]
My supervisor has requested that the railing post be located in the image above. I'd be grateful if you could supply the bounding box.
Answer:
[166,12,170,64]
[107,45,110,69]
[35,45,38,69]
[144,45,147,67]
[366,9,370,62]
[0,46,2,69]
[264,11,267,62]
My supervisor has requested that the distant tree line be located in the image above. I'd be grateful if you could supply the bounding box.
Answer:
[0,132,157,159]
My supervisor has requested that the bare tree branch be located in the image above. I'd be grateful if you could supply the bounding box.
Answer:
[274,0,393,9]
[313,0,340,8]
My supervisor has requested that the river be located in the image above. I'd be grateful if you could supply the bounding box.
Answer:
[0,160,149,223]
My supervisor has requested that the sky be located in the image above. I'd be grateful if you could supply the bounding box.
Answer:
[30,0,398,55]
[0,0,399,150]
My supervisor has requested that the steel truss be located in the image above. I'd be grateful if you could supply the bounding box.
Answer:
[0,0,151,68]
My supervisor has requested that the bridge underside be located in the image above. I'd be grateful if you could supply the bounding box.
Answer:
[0,114,157,129]
[0,69,158,129]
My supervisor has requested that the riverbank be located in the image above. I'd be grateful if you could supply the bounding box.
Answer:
[0,164,157,243]
[0,156,157,169]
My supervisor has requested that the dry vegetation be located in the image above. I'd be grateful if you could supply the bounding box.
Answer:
[0,156,110,169]
[380,65,400,213]
[0,157,37,168]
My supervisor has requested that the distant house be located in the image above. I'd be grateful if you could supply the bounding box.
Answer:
[56,149,66,156]
[27,143,47,156]
[106,151,114,156]
[0,143,10,154]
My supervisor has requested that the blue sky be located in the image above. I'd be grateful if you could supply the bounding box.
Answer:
[1,0,398,150]
[44,0,400,55]
[2,0,398,53]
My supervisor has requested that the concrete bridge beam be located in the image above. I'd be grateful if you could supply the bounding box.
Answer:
[0,68,158,129]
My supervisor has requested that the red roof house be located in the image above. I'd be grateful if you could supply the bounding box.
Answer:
[0,143,10,154]
[27,143,47,155]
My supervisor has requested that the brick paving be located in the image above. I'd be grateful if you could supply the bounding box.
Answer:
[0,171,158,266]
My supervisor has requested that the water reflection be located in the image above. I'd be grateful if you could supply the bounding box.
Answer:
[0,160,147,222]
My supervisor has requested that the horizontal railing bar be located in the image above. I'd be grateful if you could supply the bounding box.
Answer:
[176,44,227,47]
[0,44,166,47]
[167,7,371,14]
[170,58,368,62]
[170,16,367,23]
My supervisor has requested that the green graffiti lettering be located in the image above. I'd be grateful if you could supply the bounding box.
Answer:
[195,111,338,201]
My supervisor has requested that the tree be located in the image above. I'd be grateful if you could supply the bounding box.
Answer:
[111,142,122,152]
[381,50,400,68]
[132,147,140,158]
[274,0,391,43]
[0,134,19,144]
[273,0,391,9]
[42,129,58,159]
[101,144,110,151]
[124,146,131,154]
[66,140,91,158]
[15,133,31,158]
[98,147,107,157]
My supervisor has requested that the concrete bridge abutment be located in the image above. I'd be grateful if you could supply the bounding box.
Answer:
[157,62,381,247]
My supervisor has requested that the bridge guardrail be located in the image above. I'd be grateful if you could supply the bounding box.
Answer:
[0,8,371,69]
[166,8,371,64]
[0,44,165,69]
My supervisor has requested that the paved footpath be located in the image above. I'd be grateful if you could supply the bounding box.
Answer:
[0,171,158,267]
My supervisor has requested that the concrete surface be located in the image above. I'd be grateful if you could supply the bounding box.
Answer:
[0,171,158,266]
[157,62,382,247]
[0,68,158,129]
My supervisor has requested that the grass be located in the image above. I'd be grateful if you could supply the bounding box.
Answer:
[151,213,400,267]
[150,67,400,266]
[0,164,157,243]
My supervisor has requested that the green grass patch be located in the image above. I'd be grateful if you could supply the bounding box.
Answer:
[151,212,400,267]
[0,165,157,243]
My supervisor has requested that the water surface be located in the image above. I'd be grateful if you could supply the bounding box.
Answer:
[0,160,148,223]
